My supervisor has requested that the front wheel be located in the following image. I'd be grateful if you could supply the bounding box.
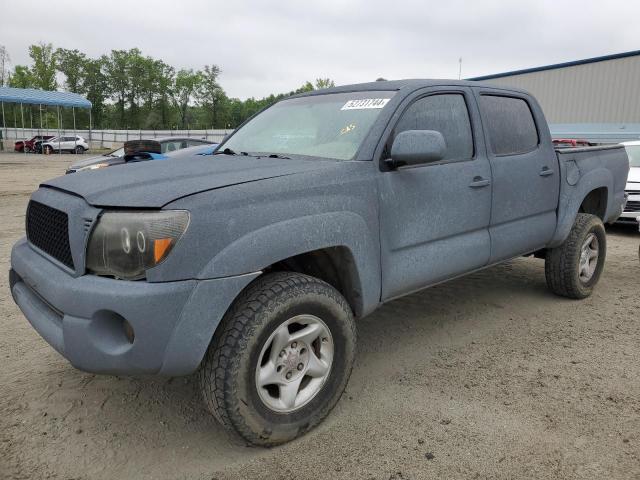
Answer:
[545,213,606,299]
[24,145,31,153]
[74,145,85,154]
[199,272,356,446]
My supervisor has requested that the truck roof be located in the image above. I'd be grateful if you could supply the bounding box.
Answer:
[292,79,529,98]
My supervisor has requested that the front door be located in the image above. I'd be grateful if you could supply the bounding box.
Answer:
[379,88,493,300]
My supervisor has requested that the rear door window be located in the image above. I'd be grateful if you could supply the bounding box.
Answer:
[480,95,539,155]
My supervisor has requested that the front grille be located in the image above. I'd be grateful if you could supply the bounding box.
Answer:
[624,200,640,213]
[26,201,75,269]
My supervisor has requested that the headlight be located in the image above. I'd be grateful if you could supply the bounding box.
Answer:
[86,210,189,280]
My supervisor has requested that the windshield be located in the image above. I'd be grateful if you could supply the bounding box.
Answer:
[625,145,640,167]
[221,91,396,160]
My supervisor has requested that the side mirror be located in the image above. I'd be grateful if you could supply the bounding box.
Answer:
[389,130,446,167]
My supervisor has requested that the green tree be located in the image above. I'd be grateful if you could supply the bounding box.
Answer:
[196,64,224,127]
[297,81,314,93]
[28,43,57,90]
[8,65,33,88]
[124,49,148,128]
[84,57,108,127]
[315,78,335,89]
[104,49,132,127]
[56,48,87,92]
[5,42,343,130]
[173,69,203,129]
[155,60,175,128]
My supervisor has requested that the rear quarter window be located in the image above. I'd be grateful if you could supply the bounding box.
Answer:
[480,95,539,155]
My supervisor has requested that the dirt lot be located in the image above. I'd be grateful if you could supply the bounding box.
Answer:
[1,152,639,480]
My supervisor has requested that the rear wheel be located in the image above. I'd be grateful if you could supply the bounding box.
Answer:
[44,145,53,154]
[545,213,606,299]
[74,145,85,154]
[199,272,356,446]
[24,145,31,153]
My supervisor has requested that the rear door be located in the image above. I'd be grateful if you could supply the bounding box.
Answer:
[62,137,74,150]
[474,89,560,263]
[378,87,493,300]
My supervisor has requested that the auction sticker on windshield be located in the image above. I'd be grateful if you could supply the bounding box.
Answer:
[341,98,390,110]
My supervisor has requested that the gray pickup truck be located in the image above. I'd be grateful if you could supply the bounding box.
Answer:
[9,80,629,446]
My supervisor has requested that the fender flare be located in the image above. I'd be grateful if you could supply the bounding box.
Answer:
[196,211,381,317]
[549,165,613,248]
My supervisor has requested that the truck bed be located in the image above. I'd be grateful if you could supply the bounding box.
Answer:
[550,144,629,246]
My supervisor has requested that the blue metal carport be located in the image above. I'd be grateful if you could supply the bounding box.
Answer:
[0,86,92,153]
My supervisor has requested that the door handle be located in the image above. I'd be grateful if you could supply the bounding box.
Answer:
[469,177,491,188]
[540,167,554,177]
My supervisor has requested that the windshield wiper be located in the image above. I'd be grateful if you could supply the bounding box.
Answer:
[213,148,251,156]
[213,149,289,158]
[213,147,237,156]
[248,152,291,159]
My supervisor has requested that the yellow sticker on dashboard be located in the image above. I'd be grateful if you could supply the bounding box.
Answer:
[340,123,356,135]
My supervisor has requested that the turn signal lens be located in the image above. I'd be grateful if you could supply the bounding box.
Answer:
[153,238,173,263]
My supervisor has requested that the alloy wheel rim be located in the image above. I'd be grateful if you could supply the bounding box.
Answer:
[579,233,599,283]
[255,314,334,413]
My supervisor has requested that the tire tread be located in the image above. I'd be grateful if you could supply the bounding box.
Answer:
[198,271,355,446]
[545,213,606,299]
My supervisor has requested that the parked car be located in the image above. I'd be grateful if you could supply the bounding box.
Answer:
[64,146,125,173]
[553,138,592,148]
[14,135,54,153]
[66,137,215,173]
[9,79,630,447]
[618,141,640,224]
[33,138,52,154]
[41,136,89,154]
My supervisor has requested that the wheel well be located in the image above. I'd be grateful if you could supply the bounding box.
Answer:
[579,187,607,220]
[265,247,364,318]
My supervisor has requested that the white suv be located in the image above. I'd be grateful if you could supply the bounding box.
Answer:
[620,141,640,224]
[42,136,89,154]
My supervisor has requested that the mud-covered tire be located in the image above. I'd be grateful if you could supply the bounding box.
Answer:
[545,213,606,299]
[199,272,356,446]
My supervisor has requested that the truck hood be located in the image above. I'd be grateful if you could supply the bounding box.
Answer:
[42,155,338,208]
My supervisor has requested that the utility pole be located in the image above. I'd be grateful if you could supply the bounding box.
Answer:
[458,58,463,80]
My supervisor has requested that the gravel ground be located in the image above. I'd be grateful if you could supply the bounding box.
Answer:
[1,153,639,480]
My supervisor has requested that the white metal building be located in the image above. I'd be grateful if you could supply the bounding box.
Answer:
[470,50,640,143]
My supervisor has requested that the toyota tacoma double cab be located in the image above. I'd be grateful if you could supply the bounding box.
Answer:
[9,80,629,446]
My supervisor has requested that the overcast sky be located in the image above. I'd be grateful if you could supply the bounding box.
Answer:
[2,0,639,99]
